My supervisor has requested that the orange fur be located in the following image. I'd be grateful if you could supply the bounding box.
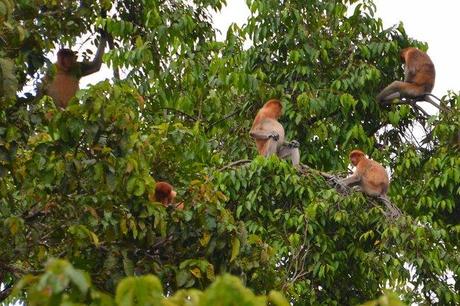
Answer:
[153,181,183,209]
[46,68,80,109]
[400,47,435,92]
[249,99,300,165]
[250,99,284,155]
[344,150,389,197]
[377,47,435,102]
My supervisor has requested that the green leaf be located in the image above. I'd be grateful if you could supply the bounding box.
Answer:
[230,237,240,262]
[115,275,163,306]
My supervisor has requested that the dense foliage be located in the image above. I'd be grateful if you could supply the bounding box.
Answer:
[1,0,459,305]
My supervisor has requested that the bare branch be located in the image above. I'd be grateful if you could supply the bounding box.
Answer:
[218,159,252,172]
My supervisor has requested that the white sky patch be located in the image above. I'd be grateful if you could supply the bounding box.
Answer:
[212,0,250,41]
[374,0,460,97]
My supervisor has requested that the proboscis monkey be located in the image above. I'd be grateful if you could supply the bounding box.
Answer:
[152,181,184,210]
[42,32,107,109]
[377,47,435,103]
[249,99,300,165]
[341,149,389,197]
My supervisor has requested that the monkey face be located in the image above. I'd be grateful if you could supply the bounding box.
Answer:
[349,150,364,166]
[350,155,359,166]
[58,54,77,71]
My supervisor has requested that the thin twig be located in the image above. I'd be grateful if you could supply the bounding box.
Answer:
[385,99,429,117]
[159,107,199,122]
[107,34,120,80]
[206,108,242,131]
[282,218,311,290]
[377,195,402,220]
[218,159,252,172]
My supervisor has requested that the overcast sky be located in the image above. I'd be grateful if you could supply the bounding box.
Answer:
[84,0,460,101]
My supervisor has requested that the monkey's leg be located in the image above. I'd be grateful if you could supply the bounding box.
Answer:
[399,83,426,98]
[283,140,299,148]
[278,145,300,165]
[263,137,279,157]
[378,81,427,103]
[376,81,405,102]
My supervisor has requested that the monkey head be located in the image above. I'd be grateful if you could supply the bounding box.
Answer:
[57,48,77,71]
[349,149,365,166]
[154,181,177,207]
[263,99,283,119]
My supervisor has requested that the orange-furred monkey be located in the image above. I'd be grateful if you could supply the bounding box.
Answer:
[341,149,389,197]
[377,47,435,103]
[42,33,107,109]
[152,181,184,210]
[249,99,300,165]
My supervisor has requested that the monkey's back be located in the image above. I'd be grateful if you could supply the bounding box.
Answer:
[406,48,435,91]
[362,159,389,196]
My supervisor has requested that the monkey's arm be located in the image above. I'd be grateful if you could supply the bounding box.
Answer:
[404,62,417,82]
[80,33,107,76]
[340,174,361,187]
[249,130,279,141]
[36,64,56,98]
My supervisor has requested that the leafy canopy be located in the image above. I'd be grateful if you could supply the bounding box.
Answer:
[0,0,459,305]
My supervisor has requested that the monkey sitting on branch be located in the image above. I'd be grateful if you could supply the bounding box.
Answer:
[249,99,300,166]
[376,47,448,114]
[150,181,184,210]
[340,149,401,218]
[377,47,435,103]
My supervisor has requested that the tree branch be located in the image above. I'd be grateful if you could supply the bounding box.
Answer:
[218,159,252,172]
[217,160,402,219]
[206,108,242,131]
[159,107,199,122]
[0,285,13,303]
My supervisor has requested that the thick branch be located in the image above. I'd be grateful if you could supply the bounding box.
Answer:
[0,285,12,303]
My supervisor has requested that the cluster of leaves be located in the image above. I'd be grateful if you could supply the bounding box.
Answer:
[1,0,459,305]
[1,81,271,299]
[9,258,407,306]
[214,157,459,304]
[10,258,290,306]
